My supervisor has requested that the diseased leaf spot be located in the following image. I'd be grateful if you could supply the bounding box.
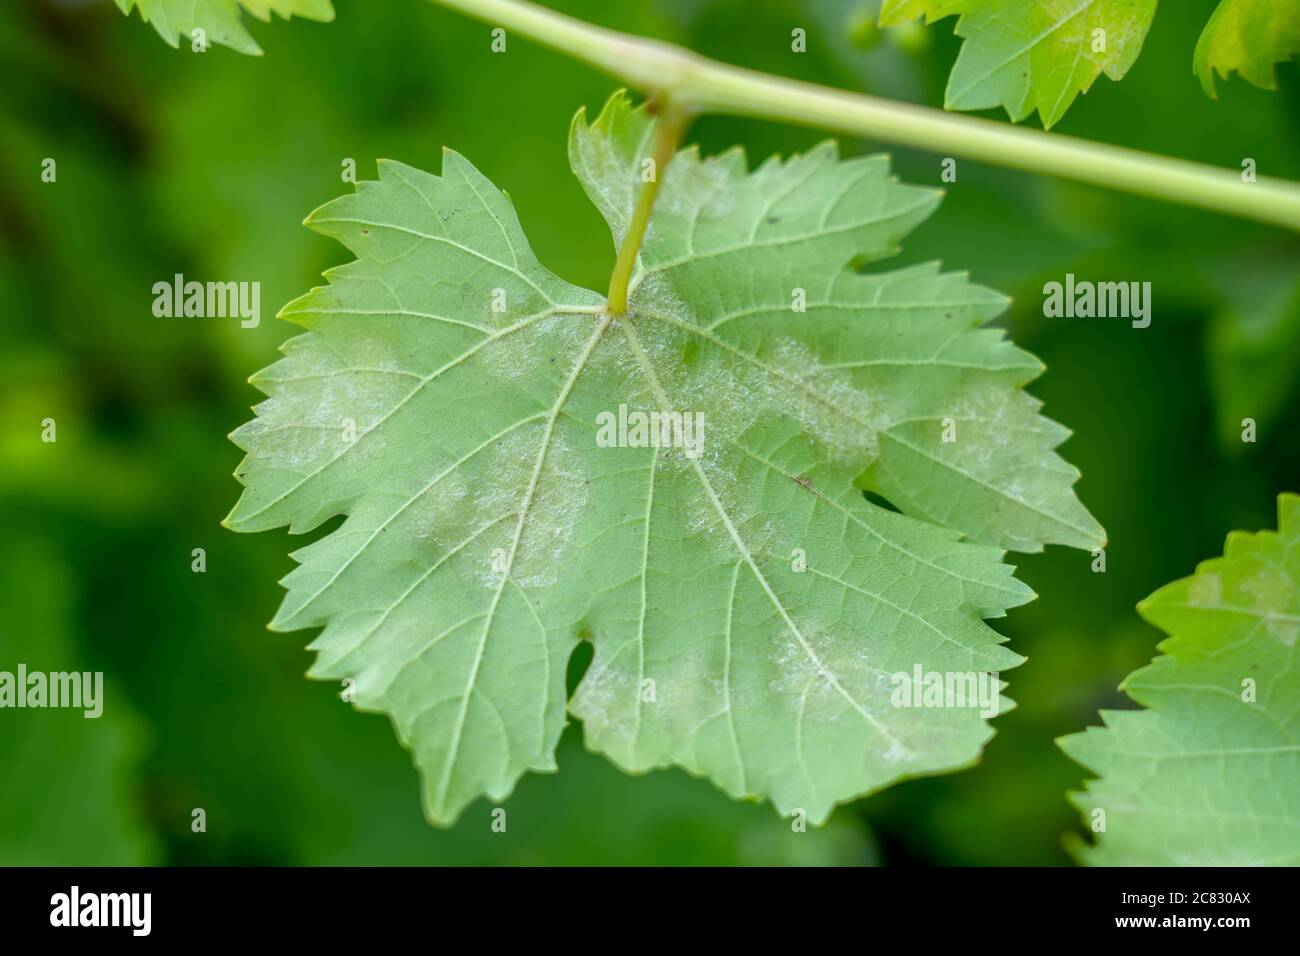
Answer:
[227,93,1097,826]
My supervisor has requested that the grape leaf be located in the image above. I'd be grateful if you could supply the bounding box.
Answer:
[880,1,1158,128]
[1195,0,1300,97]
[114,0,334,55]
[225,93,1102,825]
[1059,494,1300,865]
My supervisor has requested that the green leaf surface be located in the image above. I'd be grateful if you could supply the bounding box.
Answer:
[1060,495,1300,865]
[880,1,1158,128]
[226,93,1101,825]
[1195,0,1300,96]
[114,0,334,55]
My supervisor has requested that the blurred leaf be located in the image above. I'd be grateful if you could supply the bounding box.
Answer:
[114,0,334,55]
[1206,266,1300,453]
[1060,494,1300,865]
[1195,0,1300,97]
[879,0,1157,128]
[292,726,879,865]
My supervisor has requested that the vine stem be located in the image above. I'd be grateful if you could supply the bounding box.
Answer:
[425,0,1300,231]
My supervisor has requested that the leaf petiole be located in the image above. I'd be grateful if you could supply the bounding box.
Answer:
[606,101,689,315]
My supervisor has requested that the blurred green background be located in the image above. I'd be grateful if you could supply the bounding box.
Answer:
[1,0,1296,866]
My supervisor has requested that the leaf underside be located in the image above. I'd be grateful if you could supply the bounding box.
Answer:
[1060,494,1300,865]
[114,0,334,55]
[227,93,1102,825]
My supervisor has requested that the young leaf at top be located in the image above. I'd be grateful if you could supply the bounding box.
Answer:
[1060,495,1300,865]
[1195,0,1300,97]
[114,0,334,55]
[880,1,1158,128]
[226,93,1102,825]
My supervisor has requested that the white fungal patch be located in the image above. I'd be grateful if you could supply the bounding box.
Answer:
[407,463,471,545]
[1188,571,1223,608]
[761,336,881,469]
[571,651,639,748]
[478,309,591,385]
[766,625,852,714]
[1239,567,1299,645]
[511,426,590,589]
[630,287,883,473]
[237,410,333,476]
[654,156,737,236]
[447,420,590,591]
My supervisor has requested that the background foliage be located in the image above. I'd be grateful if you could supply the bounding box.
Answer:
[1,0,1297,865]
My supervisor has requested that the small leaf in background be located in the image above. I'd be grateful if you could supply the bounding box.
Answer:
[1060,494,1300,866]
[879,0,1157,128]
[114,0,334,55]
[1206,267,1300,454]
[1195,0,1300,97]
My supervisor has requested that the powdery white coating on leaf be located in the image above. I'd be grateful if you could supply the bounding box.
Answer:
[227,93,1101,826]
[572,93,1102,555]
[1060,494,1300,865]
